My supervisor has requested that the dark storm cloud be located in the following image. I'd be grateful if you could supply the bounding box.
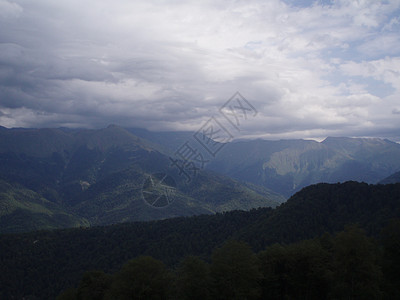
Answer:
[0,0,399,140]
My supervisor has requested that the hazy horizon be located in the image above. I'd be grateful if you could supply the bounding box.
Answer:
[2,123,399,144]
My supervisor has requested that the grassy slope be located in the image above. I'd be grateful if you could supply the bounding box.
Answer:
[0,180,89,233]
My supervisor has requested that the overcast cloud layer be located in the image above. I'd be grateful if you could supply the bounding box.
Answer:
[0,0,399,141]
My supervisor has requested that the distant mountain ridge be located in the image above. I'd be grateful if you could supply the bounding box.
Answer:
[380,171,400,184]
[209,136,400,197]
[129,128,400,197]
[0,125,283,233]
[2,125,400,233]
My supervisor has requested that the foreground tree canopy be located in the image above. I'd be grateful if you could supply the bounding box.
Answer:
[2,181,400,299]
[58,223,400,300]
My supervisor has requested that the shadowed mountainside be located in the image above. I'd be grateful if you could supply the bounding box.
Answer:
[130,128,400,197]
[0,125,284,233]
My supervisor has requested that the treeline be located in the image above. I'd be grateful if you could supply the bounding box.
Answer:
[0,209,270,299]
[58,223,400,300]
[1,182,400,298]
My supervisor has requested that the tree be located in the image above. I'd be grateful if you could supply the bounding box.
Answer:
[105,256,171,300]
[56,288,77,300]
[210,240,261,300]
[258,243,290,299]
[381,219,400,298]
[175,256,211,300]
[76,270,112,300]
[286,239,331,299]
[330,225,382,299]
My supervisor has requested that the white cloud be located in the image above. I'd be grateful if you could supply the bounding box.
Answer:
[340,57,400,90]
[0,0,22,19]
[0,0,399,141]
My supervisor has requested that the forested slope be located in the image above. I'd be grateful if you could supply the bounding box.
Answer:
[0,181,399,298]
[0,125,284,233]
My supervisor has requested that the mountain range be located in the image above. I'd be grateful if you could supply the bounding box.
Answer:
[130,128,400,197]
[0,125,283,233]
[1,125,400,233]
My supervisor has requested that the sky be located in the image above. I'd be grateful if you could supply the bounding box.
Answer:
[0,0,399,141]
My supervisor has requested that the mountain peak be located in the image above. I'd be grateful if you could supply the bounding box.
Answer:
[321,136,391,152]
[322,136,386,143]
[106,124,120,129]
[72,125,148,153]
[379,171,400,184]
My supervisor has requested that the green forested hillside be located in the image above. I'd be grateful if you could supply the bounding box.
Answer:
[0,125,284,233]
[2,125,399,233]
[237,181,400,249]
[0,180,88,233]
[59,225,399,300]
[0,181,399,298]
